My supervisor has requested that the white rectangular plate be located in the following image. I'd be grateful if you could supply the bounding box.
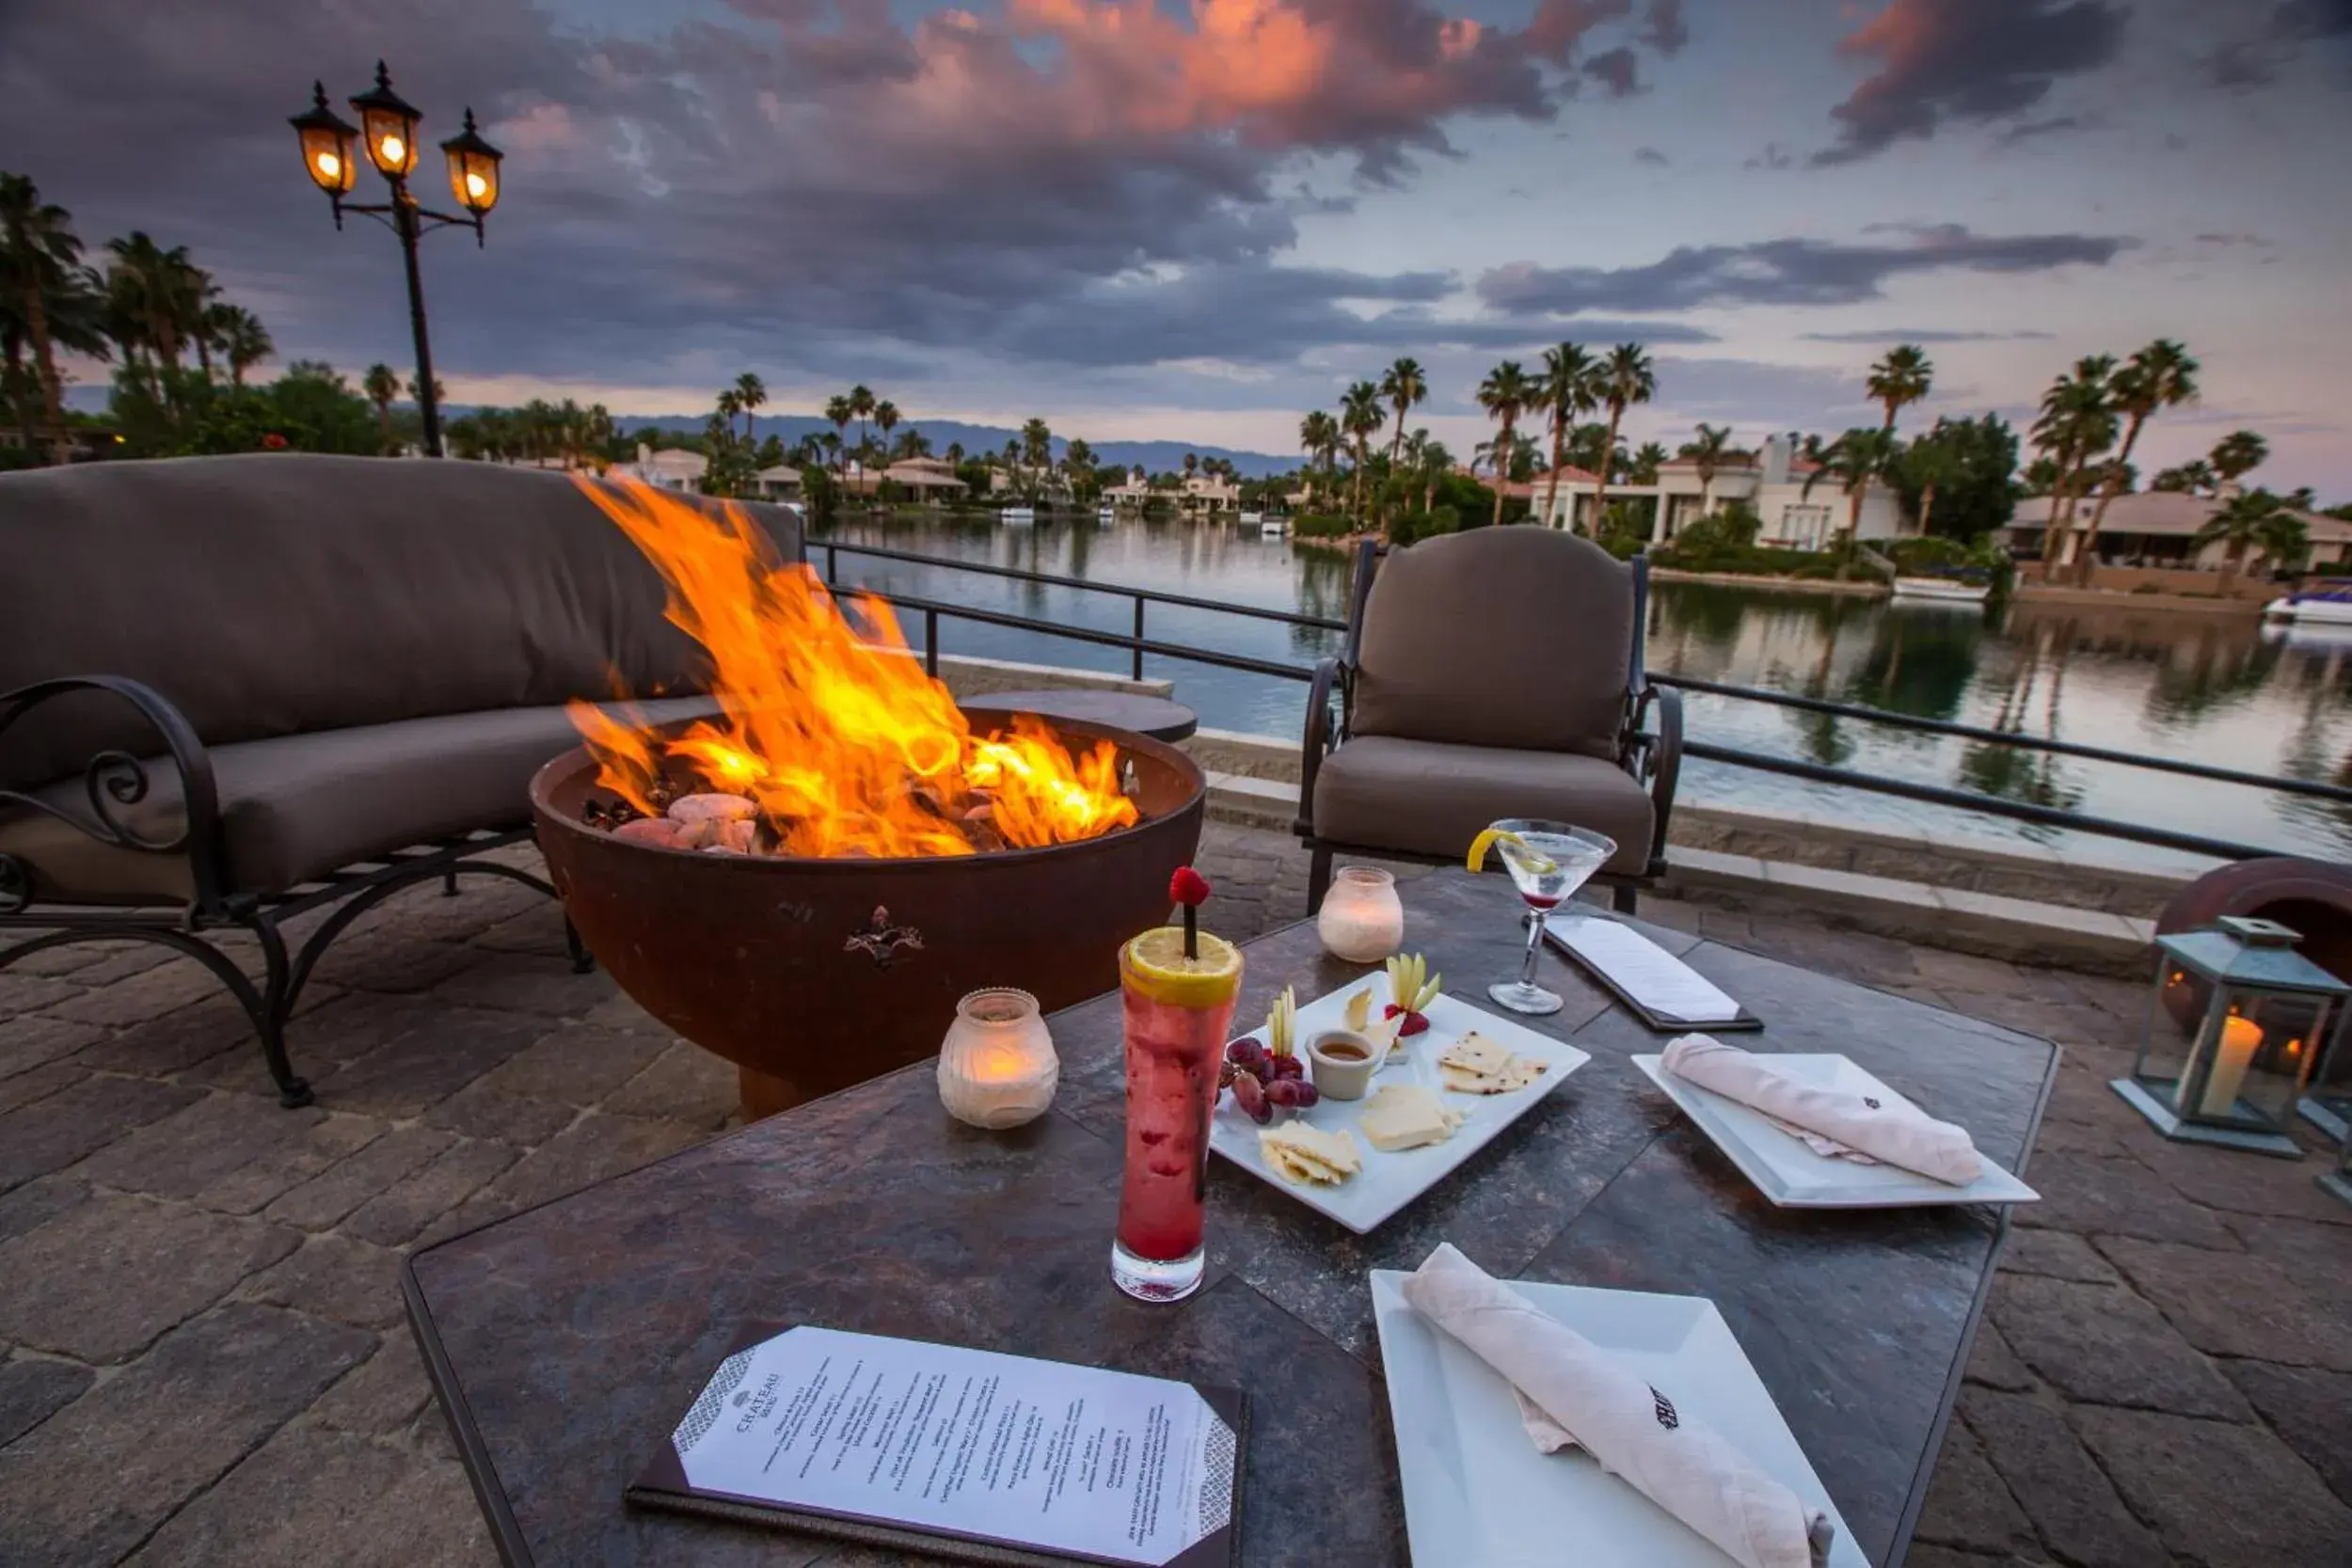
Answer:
[1371,1269,1868,1568]
[1211,972,1590,1234]
[1634,1053,2040,1209]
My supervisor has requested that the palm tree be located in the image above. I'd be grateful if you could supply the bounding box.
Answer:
[2028,357,2117,571]
[1677,423,1733,531]
[1022,418,1053,472]
[946,440,964,467]
[1902,422,1961,537]
[1629,440,1668,485]
[2073,340,2197,583]
[1474,361,1534,528]
[362,362,401,452]
[1534,343,1597,532]
[0,173,84,462]
[1591,342,1655,528]
[1380,356,1426,463]
[823,393,853,478]
[1415,436,1453,514]
[1298,410,1340,503]
[873,400,899,467]
[2209,430,2268,487]
[2192,488,2293,591]
[848,384,876,453]
[734,372,766,443]
[1802,428,1899,548]
[1063,436,1095,501]
[2152,459,2216,495]
[1182,451,1199,482]
[1867,344,1933,438]
[1340,380,1386,526]
[104,232,194,376]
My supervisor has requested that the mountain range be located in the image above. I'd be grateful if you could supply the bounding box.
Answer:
[607,413,1295,479]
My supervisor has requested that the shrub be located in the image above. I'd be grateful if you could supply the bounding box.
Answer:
[1292,513,1354,538]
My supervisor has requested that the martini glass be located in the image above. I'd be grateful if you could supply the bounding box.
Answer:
[1480,819,1614,1016]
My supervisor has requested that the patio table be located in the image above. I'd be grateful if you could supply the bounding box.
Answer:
[405,868,2057,1567]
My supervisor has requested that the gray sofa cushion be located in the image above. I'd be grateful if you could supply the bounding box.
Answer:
[0,454,797,790]
[1349,526,1632,760]
[0,697,719,907]
[1311,734,1654,876]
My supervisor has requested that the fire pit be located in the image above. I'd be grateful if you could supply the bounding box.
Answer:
[531,478,1208,1117]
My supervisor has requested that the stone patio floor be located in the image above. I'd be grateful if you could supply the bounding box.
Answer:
[1,822,2347,1567]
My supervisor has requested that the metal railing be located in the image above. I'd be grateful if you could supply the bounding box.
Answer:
[816,537,2334,863]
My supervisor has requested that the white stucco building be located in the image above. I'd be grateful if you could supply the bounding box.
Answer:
[610,445,707,492]
[1535,436,1904,547]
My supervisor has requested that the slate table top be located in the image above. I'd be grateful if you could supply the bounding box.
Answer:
[405,868,2058,1567]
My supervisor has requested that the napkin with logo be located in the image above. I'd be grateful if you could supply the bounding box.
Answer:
[1402,1244,1832,1568]
[1661,1035,1982,1186]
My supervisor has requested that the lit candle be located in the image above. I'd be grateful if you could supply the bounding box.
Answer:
[2195,1016,2264,1119]
[938,988,1058,1130]
[1318,866,1406,963]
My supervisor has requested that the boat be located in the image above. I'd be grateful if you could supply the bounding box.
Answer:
[1890,576,1989,606]
[1255,514,1288,538]
[1001,506,1035,527]
[2265,582,2352,625]
[1097,504,1115,526]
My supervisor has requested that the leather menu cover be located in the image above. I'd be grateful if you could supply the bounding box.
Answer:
[627,1322,1247,1568]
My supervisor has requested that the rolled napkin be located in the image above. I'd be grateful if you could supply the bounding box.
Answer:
[1403,1244,1831,1568]
[1661,1035,1982,1186]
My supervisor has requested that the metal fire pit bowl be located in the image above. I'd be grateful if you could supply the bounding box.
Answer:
[531,705,1207,1118]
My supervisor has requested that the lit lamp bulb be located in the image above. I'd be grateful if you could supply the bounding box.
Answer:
[465,169,487,200]
[315,150,342,182]
[379,134,406,166]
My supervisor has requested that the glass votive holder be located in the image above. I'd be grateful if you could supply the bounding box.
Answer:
[1318,865,1405,963]
[938,988,1058,1129]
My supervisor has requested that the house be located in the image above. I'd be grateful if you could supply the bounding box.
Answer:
[752,464,801,502]
[2001,485,2348,573]
[1103,468,1156,507]
[1534,436,1903,547]
[1179,473,1240,515]
[843,455,967,499]
[610,444,707,492]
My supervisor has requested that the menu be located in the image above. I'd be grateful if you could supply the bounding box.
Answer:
[1546,915,1756,1031]
[629,1324,1242,1567]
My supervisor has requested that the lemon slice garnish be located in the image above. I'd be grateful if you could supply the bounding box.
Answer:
[1122,927,1244,1007]
[1466,827,1556,876]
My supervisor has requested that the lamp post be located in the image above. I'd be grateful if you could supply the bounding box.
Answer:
[288,63,502,457]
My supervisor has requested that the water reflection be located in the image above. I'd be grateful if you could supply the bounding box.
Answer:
[813,515,2352,863]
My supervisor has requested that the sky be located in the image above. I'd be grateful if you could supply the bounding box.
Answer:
[4,0,2349,494]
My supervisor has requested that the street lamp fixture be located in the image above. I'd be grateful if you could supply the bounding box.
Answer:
[287,62,503,457]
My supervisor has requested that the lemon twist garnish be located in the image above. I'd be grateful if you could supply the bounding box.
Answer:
[1466,827,1557,876]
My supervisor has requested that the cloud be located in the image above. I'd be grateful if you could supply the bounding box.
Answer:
[2199,0,2352,88]
[1815,0,2128,165]
[1633,145,1670,166]
[1581,47,1642,96]
[1799,328,2058,342]
[1998,114,2090,143]
[1476,224,2133,315]
[0,0,1692,395]
[1641,0,1690,55]
[1744,142,1795,170]
[2195,231,2276,248]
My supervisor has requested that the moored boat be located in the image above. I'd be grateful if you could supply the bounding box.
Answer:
[1002,505,1036,527]
[1890,576,1989,606]
[2265,581,2352,624]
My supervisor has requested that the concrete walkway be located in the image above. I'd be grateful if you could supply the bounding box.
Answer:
[1,823,2345,1566]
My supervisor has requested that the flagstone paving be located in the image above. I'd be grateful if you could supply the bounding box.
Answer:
[0,825,2345,1566]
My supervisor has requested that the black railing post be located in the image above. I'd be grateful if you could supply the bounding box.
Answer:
[1132,596,1146,682]
[825,543,836,584]
[925,608,939,677]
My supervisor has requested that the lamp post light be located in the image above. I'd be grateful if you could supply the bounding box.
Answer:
[288,63,501,457]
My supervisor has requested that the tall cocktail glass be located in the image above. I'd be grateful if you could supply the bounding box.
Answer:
[1111,926,1242,1303]
[1471,819,1614,1016]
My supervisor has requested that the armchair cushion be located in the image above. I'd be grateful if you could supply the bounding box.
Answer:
[1311,735,1653,877]
[1350,528,1632,759]
[0,697,718,908]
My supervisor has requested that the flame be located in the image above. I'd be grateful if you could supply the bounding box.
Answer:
[564,477,1140,857]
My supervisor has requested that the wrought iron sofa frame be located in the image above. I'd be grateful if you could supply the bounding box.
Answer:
[0,674,587,1108]
[1296,539,1684,916]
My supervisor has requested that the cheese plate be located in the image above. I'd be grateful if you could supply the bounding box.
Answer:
[1210,971,1590,1234]
[1371,1269,1867,1568]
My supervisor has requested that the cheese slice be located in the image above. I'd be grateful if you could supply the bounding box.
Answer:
[1363,1012,1408,1061]
[1439,1033,1518,1078]
[1441,1061,1545,1095]
[1359,1084,1466,1152]
[1259,1122,1361,1185]
[1438,1031,1548,1095]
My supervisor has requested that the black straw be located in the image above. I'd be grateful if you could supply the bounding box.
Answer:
[1183,903,1199,960]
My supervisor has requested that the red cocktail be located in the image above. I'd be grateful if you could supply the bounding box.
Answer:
[1111,925,1242,1302]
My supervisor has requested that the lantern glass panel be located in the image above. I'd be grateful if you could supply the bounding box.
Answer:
[298,124,357,194]
[2138,963,2333,1133]
[359,105,419,177]
[447,148,498,214]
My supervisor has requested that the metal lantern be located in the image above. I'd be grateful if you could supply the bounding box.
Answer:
[2113,916,2349,1157]
[2324,1121,2352,1211]
[2301,977,2352,1142]
[438,109,503,221]
[349,59,422,179]
[289,83,359,198]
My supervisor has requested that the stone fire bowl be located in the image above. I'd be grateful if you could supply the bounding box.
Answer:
[531,706,1207,1117]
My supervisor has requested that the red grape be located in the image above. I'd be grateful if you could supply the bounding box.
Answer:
[1264,1078,1304,1107]
[1291,1082,1319,1108]
[1232,1070,1271,1124]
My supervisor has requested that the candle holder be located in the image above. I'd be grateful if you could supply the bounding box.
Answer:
[1317,865,1405,963]
[938,988,1057,1130]
[2112,916,2349,1158]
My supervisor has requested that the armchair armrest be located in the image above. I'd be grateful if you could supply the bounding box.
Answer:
[1625,682,1683,874]
[0,676,226,914]
[1297,657,1346,837]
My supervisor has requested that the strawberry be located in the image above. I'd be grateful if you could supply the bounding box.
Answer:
[1168,866,1212,907]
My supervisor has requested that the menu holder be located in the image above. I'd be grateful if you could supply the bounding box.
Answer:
[628,1322,1247,1568]
[1544,915,1761,1034]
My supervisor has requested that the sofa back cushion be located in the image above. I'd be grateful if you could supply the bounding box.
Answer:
[0,453,800,788]
[1349,525,1632,758]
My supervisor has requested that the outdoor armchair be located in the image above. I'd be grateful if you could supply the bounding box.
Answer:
[1296,527,1682,914]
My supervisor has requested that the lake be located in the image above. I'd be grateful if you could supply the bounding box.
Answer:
[810,513,2352,872]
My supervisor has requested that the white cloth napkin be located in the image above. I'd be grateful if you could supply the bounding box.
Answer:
[1661,1035,1983,1186]
[1402,1244,1831,1568]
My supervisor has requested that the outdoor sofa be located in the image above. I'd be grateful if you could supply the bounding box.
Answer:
[1296,527,1683,913]
[0,453,799,1105]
